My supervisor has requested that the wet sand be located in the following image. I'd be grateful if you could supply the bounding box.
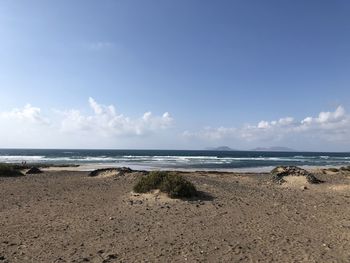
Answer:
[1,169,350,262]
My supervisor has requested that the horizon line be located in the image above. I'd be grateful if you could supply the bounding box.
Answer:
[0,147,349,153]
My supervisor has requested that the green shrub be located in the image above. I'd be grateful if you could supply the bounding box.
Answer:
[159,174,197,198]
[133,171,197,198]
[0,164,24,177]
[133,171,167,193]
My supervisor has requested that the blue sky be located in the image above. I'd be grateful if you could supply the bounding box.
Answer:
[0,0,350,151]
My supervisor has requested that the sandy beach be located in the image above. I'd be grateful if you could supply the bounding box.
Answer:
[2,0,350,262]
[1,168,350,262]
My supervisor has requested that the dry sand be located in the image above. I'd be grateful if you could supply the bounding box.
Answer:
[1,169,350,262]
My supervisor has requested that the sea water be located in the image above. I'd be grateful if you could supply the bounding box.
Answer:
[0,149,349,171]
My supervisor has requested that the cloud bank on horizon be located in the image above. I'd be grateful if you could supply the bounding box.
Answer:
[0,98,349,151]
[60,97,173,136]
[183,106,349,145]
[0,98,173,149]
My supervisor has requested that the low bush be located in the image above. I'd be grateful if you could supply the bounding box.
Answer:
[26,167,43,174]
[133,171,197,198]
[133,171,168,193]
[340,166,350,172]
[159,173,197,198]
[0,164,24,177]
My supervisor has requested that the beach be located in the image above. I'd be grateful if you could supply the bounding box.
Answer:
[1,167,350,262]
[2,1,350,262]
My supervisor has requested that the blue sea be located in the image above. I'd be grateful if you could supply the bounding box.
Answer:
[0,149,349,171]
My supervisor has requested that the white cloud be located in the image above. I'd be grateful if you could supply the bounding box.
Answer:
[60,97,173,137]
[0,98,173,149]
[256,116,295,130]
[257,121,270,129]
[0,104,49,125]
[1,101,348,150]
[183,106,350,144]
[278,117,294,126]
[89,97,104,114]
[301,106,345,125]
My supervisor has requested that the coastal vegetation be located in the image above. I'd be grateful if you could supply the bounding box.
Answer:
[133,171,197,198]
[340,166,350,172]
[26,167,43,174]
[0,163,78,170]
[0,164,24,177]
[271,166,323,184]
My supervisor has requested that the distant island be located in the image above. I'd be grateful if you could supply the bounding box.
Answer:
[250,146,296,152]
[205,146,237,151]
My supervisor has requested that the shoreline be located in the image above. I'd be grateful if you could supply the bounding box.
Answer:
[41,163,348,173]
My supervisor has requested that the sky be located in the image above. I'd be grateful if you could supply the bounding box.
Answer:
[0,0,350,151]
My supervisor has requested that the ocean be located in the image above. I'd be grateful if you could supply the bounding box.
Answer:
[0,149,349,171]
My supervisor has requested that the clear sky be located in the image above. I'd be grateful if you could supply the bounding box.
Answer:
[0,0,349,151]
